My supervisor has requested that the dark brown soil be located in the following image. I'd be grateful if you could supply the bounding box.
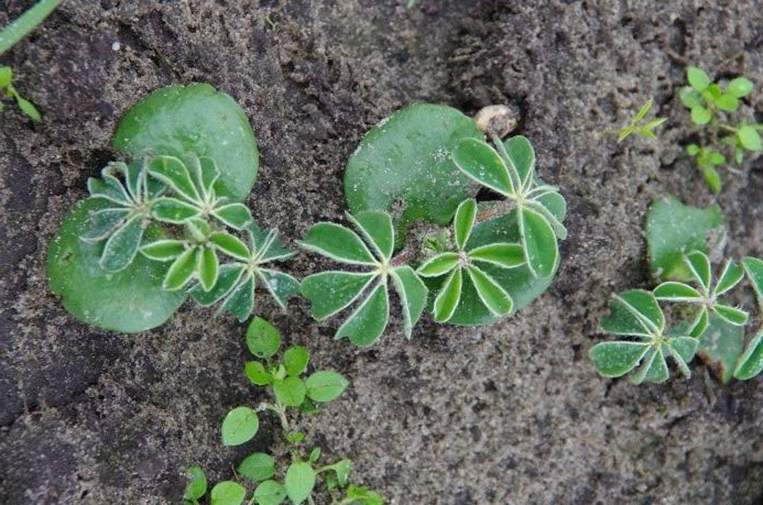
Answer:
[1,1,762,504]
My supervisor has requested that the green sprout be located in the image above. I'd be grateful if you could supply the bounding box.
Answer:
[452,135,566,278]
[0,0,62,121]
[187,224,300,322]
[654,250,748,338]
[679,65,761,193]
[417,198,525,322]
[185,318,383,505]
[0,66,40,121]
[594,195,763,384]
[299,211,428,347]
[589,289,698,384]
[617,98,666,143]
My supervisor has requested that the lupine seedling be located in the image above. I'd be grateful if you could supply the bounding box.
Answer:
[185,318,383,505]
[679,65,761,193]
[47,83,280,332]
[591,196,763,385]
[617,98,666,143]
[0,0,62,121]
[589,289,698,384]
[416,198,524,322]
[300,211,428,346]
[452,135,566,278]
[304,104,567,344]
[654,251,748,337]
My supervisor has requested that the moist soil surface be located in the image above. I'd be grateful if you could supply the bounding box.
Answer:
[1,1,763,504]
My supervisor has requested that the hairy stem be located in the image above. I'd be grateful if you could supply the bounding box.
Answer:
[0,0,62,55]
[257,402,291,435]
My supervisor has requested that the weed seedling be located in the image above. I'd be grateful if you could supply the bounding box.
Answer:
[617,99,667,143]
[679,65,761,192]
[184,318,383,505]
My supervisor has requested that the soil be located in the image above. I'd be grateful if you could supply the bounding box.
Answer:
[1,1,762,504]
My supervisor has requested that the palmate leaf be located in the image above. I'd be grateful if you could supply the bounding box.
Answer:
[300,211,428,346]
[189,222,297,322]
[656,251,750,329]
[452,136,564,280]
[81,161,160,273]
[417,197,524,322]
[592,289,698,383]
[147,155,254,229]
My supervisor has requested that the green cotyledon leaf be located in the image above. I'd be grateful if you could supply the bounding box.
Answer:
[47,198,185,333]
[113,83,259,202]
[344,103,484,242]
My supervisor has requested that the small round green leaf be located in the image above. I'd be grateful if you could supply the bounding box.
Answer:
[687,66,710,92]
[238,452,276,482]
[283,346,310,376]
[738,125,762,151]
[727,77,753,98]
[285,462,316,505]
[690,105,712,125]
[273,376,306,407]
[47,199,186,332]
[246,317,282,359]
[305,371,349,402]
[253,480,287,505]
[679,87,703,108]
[183,465,207,502]
[245,361,272,386]
[222,406,259,446]
[113,83,259,201]
[715,93,739,112]
[211,481,246,505]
